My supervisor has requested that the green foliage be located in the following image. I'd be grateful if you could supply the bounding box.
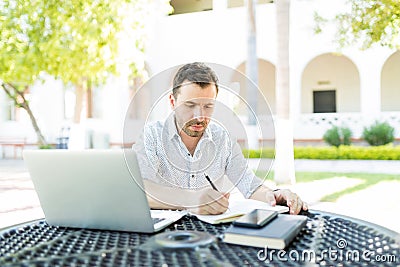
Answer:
[39,144,54,149]
[295,144,400,160]
[0,0,172,85]
[242,148,275,158]
[244,144,400,160]
[0,0,172,144]
[314,0,400,49]
[323,125,353,147]
[294,146,341,160]
[362,121,395,146]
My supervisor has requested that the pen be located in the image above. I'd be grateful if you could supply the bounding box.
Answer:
[204,173,231,212]
[204,173,219,191]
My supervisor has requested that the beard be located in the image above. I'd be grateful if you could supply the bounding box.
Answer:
[179,118,208,137]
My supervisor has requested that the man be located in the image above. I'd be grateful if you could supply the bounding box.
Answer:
[134,62,308,215]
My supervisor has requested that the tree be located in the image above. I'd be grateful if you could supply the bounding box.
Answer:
[0,0,171,145]
[246,0,259,126]
[0,0,57,145]
[274,0,296,184]
[314,0,400,49]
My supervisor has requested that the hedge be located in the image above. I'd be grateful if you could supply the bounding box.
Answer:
[243,144,400,160]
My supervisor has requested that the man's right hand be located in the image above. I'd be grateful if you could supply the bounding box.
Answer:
[144,180,230,214]
[189,189,230,215]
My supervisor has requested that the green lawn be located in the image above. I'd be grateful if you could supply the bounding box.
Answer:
[255,171,400,202]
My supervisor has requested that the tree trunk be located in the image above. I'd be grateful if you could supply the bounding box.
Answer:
[87,83,93,118]
[73,82,85,123]
[246,0,258,126]
[274,0,296,184]
[1,83,47,146]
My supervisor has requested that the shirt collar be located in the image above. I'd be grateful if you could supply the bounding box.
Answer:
[165,114,213,142]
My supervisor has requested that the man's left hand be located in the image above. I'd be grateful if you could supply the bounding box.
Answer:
[250,186,308,215]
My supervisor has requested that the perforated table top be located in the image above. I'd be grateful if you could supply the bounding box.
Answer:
[1,210,399,266]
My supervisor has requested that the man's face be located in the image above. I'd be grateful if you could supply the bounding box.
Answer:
[170,82,217,137]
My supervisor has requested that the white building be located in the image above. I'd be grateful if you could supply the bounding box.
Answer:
[1,0,399,156]
[145,0,400,144]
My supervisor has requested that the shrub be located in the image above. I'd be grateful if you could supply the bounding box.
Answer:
[242,148,260,158]
[242,148,275,158]
[243,144,400,160]
[294,146,339,159]
[39,144,54,149]
[323,126,353,147]
[362,121,395,146]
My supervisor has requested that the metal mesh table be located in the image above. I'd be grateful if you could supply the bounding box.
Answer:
[1,210,399,266]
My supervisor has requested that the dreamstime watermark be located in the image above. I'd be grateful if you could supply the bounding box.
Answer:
[257,238,397,264]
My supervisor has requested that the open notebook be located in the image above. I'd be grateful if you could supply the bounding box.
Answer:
[192,199,289,224]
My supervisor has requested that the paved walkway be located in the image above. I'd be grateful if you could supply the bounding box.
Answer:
[1,159,399,233]
[0,160,44,229]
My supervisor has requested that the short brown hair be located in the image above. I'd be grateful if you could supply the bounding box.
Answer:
[172,62,219,99]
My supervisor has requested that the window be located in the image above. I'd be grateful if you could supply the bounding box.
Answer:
[313,90,336,113]
[5,100,16,121]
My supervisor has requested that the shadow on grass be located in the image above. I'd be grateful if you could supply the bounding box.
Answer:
[255,170,400,202]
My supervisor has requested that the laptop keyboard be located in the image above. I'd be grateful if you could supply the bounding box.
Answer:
[152,217,165,224]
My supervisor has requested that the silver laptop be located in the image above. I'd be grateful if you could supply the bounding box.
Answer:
[23,149,186,233]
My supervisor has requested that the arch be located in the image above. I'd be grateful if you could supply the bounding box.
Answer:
[381,51,400,111]
[231,58,276,114]
[301,53,360,113]
[170,0,212,15]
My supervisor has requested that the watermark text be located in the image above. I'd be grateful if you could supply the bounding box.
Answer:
[257,238,397,263]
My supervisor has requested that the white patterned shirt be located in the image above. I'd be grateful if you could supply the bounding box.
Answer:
[134,115,262,198]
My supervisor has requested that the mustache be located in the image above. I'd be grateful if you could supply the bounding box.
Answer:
[185,120,207,127]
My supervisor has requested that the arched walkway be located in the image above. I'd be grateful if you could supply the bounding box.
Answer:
[232,59,276,114]
[381,51,400,111]
[301,53,360,114]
